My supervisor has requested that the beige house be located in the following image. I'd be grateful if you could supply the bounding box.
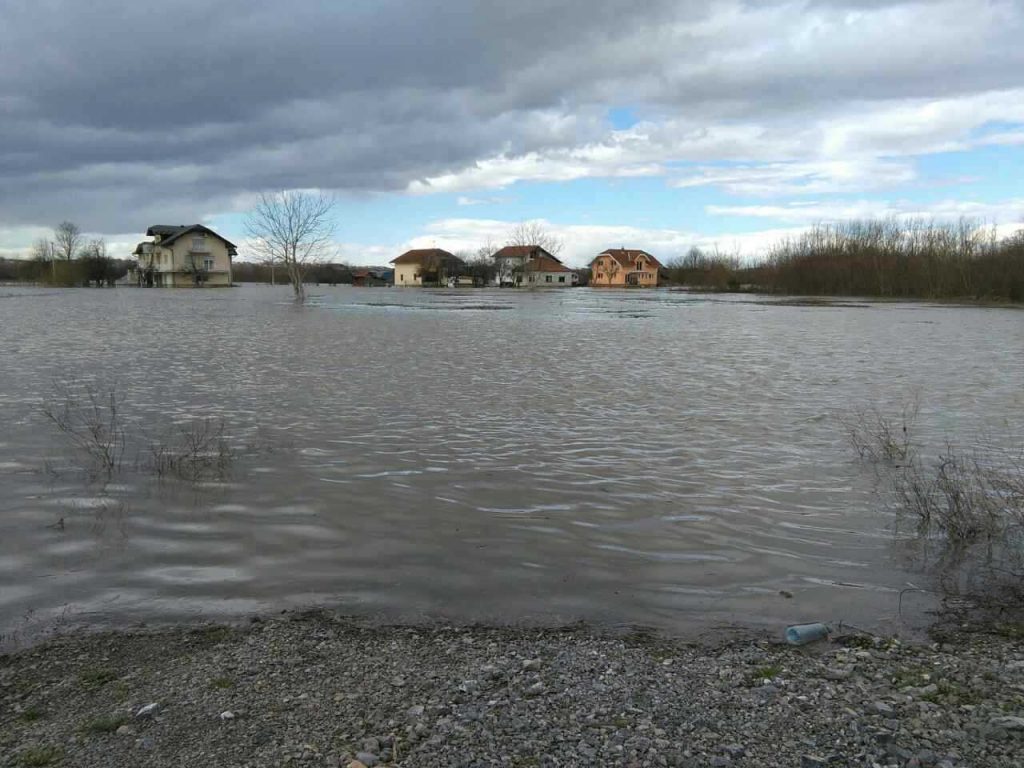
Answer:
[391,248,465,286]
[590,248,661,287]
[133,225,236,287]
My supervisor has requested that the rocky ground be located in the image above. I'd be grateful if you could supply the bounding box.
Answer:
[1,613,1022,768]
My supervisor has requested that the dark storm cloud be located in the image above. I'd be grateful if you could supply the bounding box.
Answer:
[0,0,1021,233]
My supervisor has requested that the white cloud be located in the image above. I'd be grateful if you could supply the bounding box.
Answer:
[456,195,510,206]
[404,87,1024,200]
[408,147,663,195]
[707,198,1024,225]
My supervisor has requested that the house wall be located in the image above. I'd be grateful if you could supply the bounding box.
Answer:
[590,254,658,287]
[141,232,233,287]
[493,256,525,286]
[394,264,422,286]
[523,271,574,287]
[169,237,232,276]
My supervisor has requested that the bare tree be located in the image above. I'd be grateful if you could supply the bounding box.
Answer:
[506,221,563,256]
[245,191,336,302]
[53,221,83,261]
[31,237,57,281]
[80,238,114,286]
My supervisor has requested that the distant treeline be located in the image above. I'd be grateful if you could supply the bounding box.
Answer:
[233,261,355,285]
[0,255,131,286]
[665,219,1024,302]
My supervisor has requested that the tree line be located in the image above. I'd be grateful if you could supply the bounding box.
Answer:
[664,218,1024,302]
[1,221,130,286]
[6,210,1023,302]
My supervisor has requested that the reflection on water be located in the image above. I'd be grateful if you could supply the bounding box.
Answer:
[1,285,1022,643]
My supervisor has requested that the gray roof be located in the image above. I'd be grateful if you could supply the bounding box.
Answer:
[145,224,238,255]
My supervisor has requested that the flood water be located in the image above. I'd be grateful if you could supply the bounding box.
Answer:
[1,285,1022,644]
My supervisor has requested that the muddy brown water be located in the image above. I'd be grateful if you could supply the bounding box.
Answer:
[1,286,1022,644]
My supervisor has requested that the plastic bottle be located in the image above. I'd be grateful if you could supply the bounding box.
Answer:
[785,622,830,645]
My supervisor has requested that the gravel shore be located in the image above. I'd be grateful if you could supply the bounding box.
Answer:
[2,613,1022,768]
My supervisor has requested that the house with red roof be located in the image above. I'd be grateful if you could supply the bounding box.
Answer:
[589,248,662,287]
[491,245,577,287]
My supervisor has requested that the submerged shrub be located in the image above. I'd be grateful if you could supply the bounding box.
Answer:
[41,380,236,483]
[40,381,125,477]
[146,417,234,482]
[846,404,1024,615]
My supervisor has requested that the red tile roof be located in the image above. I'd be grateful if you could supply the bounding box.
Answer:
[591,248,662,268]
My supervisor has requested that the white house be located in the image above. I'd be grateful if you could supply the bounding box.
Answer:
[491,245,577,287]
[132,225,236,287]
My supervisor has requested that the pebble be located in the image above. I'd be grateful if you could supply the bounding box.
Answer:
[989,715,1024,731]
[135,703,159,718]
[220,710,235,720]
[115,725,134,736]
[3,614,1019,768]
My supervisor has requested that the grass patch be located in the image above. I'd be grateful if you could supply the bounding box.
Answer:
[837,634,875,650]
[749,665,782,683]
[81,715,127,734]
[922,681,983,706]
[188,625,234,645]
[78,667,117,689]
[890,666,931,688]
[210,676,235,689]
[19,746,63,767]
[18,707,44,723]
[992,622,1024,640]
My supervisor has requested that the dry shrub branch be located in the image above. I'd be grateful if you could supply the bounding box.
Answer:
[40,381,126,477]
[146,417,234,481]
[41,382,236,482]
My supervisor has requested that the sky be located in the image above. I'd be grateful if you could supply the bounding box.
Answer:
[1,0,1022,267]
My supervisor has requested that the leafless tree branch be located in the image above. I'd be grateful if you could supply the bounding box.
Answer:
[244,190,337,302]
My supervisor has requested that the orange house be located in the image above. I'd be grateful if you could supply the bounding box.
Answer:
[589,248,662,287]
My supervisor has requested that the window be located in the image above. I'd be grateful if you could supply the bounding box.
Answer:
[203,257,215,271]
[191,235,207,252]
[545,275,552,283]
[558,276,565,283]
